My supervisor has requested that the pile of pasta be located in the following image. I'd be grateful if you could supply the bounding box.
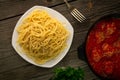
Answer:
[17,9,69,64]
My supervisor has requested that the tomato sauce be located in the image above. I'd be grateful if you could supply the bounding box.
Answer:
[86,18,120,80]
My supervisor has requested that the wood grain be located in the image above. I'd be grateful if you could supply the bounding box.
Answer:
[0,0,74,20]
[0,0,120,80]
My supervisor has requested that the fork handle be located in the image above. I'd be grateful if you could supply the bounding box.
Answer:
[64,0,71,9]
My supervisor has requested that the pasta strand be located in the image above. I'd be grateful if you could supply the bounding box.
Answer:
[17,9,69,64]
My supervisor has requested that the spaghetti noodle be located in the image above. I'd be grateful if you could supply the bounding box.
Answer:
[17,9,69,64]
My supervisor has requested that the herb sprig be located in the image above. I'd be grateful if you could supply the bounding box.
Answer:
[50,67,84,80]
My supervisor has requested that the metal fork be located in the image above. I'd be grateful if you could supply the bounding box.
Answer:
[64,0,86,22]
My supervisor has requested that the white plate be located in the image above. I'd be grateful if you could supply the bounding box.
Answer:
[12,6,74,68]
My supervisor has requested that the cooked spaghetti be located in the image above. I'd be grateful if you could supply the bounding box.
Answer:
[17,9,69,64]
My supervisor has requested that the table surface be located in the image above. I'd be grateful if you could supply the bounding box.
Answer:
[0,0,120,80]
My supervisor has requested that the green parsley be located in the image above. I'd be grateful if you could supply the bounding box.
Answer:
[50,67,84,80]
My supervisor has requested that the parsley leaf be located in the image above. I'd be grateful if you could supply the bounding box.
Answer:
[50,67,84,80]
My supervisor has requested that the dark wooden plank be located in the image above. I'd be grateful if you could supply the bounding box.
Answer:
[0,50,99,80]
[0,16,20,59]
[0,64,52,80]
[1,0,120,21]
[0,0,74,20]
[0,54,29,73]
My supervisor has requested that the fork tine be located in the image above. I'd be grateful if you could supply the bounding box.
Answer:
[74,9,86,20]
[71,10,84,21]
[71,8,86,22]
[71,10,85,22]
[72,10,85,22]
[64,0,86,22]
[71,12,82,22]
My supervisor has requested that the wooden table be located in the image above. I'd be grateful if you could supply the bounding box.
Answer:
[0,0,120,80]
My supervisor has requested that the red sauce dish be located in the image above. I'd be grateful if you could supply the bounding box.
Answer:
[86,14,120,80]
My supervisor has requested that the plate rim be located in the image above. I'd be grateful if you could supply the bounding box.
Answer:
[11,5,74,68]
